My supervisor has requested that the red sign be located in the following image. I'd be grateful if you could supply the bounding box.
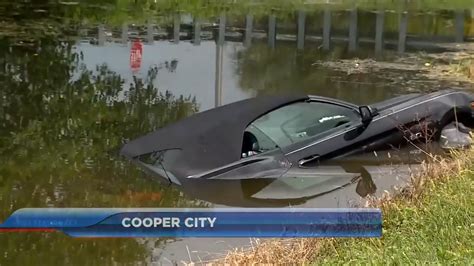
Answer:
[130,40,143,73]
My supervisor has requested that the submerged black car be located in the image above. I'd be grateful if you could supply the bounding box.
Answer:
[121,89,474,185]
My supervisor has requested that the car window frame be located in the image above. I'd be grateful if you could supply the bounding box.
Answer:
[239,98,362,161]
[278,99,363,155]
[246,98,361,148]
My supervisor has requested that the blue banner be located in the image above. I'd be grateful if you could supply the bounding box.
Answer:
[0,208,382,238]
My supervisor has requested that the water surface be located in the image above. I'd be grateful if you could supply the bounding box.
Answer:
[0,1,473,264]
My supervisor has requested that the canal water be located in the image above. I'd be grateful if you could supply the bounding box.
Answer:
[0,1,473,264]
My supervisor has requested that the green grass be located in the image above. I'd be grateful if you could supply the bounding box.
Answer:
[315,169,474,264]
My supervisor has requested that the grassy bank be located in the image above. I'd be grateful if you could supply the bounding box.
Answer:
[315,159,474,264]
[221,150,474,264]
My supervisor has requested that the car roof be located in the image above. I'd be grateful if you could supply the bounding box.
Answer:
[120,94,308,177]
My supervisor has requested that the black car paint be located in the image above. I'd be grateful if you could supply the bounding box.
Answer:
[123,89,474,184]
[204,90,472,180]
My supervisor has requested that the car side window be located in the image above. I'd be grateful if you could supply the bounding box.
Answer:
[244,101,360,150]
[242,124,279,157]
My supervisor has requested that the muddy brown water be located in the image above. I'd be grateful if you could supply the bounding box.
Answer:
[0,2,473,264]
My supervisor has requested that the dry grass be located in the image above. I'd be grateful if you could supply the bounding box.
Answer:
[375,150,470,204]
[221,238,323,265]
[424,54,474,84]
[206,148,474,265]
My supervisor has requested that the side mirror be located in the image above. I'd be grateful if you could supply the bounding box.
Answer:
[359,106,374,125]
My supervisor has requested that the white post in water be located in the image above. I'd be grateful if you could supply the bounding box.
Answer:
[218,13,225,45]
[297,10,306,50]
[268,15,276,49]
[215,45,223,107]
[173,14,180,44]
[244,14,253,47]
[121,23,128,45]
[323,7,331,51]
[398,10,408,54]
[193,18,201,45]
[375,8,385,54]
[455,9,465,42]
[348,7,358,52]
[98,24,105,46]
[146,20,154,44]
[215,14,225,108]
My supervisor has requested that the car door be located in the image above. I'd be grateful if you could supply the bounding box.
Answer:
[197,99,371,180]
[277,99,364,167]
[196,99,363,180]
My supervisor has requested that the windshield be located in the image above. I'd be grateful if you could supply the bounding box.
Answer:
[247,101,360,148]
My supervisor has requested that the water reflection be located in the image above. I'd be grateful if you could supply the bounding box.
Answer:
[178,145,428,208]
[87,8,473,51]
[0,36,204,264]
[0,1,473,264]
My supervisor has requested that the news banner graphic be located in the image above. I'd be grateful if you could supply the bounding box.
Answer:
[0,208,382,238]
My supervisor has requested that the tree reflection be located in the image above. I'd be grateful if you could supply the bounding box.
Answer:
[234,41,395,105]
[0,37,204,264]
